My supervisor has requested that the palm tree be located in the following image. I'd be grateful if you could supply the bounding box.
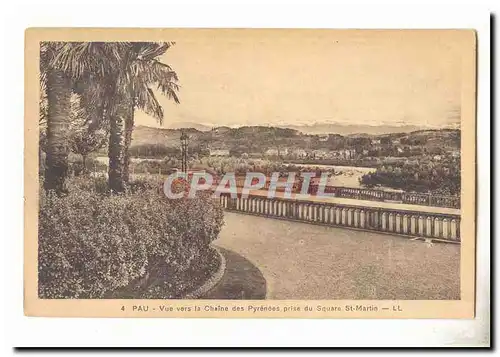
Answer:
[89,42,180,191]
[51,42,133,193]
[122,42,180,184]
[40,42,72,194]
[48,42,180,193]
[41,42,124,192]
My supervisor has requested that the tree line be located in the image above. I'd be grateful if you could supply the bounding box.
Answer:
[40,42,180,194]
[360,159,461,195]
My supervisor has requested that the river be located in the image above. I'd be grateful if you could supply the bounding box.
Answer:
[282,163,376,188]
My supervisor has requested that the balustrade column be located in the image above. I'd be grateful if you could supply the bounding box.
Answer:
[442,218,449,240]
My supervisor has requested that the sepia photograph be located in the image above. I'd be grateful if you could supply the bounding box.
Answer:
[24,28,477,318]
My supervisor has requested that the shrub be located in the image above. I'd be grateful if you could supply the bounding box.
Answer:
[130,159,176,175]
[38,176,224,299]
[38,185,148,298]
[70,174,109,194]
[70,157,108,174]
[123,178,225,297]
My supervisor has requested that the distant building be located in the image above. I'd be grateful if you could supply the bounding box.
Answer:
[333,149,356,160]
[312,149,329,159]
[292,148,308,158]
[433,155,442,161]
[209,149,230,157]
[318,134,329,142]
[385,156,406,164]
[264,148,288,156]
[265,148,279,156]
[331,150,344,158]
[404,159,419,165]
[371,139,381,145]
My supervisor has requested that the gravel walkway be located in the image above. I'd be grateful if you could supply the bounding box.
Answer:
[214,212,460,300]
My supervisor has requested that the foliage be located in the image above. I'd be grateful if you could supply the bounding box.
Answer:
[38,179,148,298]
[128,143,180,158]
[69,127,107,160]
[130,159,179,175]
[360,158,461,195]
[38,176,224,298]
[128,143,209,160]
[51,42,180,125]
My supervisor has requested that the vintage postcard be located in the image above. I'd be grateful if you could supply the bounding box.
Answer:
[24,28,476,318]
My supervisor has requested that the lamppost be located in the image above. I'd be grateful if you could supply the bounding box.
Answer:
[180,131,189,174]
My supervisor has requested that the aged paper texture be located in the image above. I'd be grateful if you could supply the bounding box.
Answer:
[24,28,476,318]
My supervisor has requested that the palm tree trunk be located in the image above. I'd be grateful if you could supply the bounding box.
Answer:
[44,69,71,194]
[123,112,134,184]
[108,91,132,193]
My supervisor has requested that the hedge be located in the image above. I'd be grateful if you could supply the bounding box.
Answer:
[38,176,224,299]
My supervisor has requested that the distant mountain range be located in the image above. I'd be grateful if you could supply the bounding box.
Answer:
[165,121,213,132]
[281,123,447,136]
[162,121,459,136]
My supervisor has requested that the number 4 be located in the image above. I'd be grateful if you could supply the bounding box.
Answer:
[121,306,125,311]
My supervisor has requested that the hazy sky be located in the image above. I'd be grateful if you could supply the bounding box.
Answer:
[135,30,469,129]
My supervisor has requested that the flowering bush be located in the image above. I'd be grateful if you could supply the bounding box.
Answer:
[38,176,224,299]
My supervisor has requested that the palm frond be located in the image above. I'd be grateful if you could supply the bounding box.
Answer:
[132,59,180,103]
[136,42,175,61]
[79,82,108,129]
[136,86,164,123]
[51,43,94,79]
[130,59,178,84]
[158,83,180,104]
[39,42,64,93]
[51,42,127,80]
